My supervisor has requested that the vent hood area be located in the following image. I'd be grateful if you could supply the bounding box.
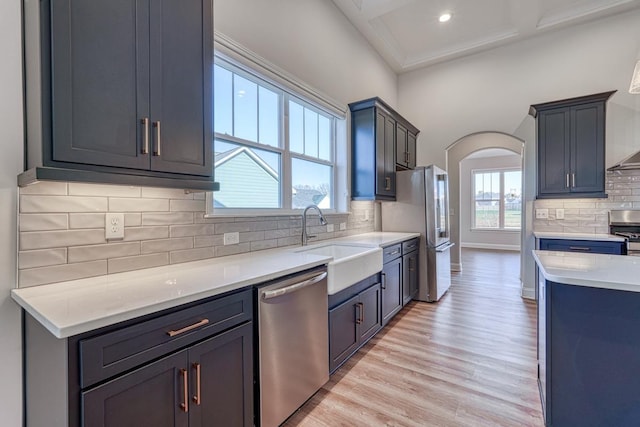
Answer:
[608,150,640,171]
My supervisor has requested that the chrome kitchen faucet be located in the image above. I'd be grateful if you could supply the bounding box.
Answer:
[301,204,328,246]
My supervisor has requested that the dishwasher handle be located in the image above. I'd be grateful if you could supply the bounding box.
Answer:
[261,272,327,300]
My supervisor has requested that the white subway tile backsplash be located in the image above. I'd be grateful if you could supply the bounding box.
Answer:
[21,195,108,213]
[69,183,141,197]
[19,248,67,269]
[17,182,375,286]
[20,214,68,231]
[108,253,169,274]
[19,260,107,288]
[68,242,140,263]
[109,197,169,212]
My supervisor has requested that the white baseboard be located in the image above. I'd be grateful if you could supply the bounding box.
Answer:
[451,262,462,272]
[521,282,536,300]
[461,242,520,251]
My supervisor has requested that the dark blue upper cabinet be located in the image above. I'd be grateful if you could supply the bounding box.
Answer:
[531,91,615,199]
[23,0,216,190]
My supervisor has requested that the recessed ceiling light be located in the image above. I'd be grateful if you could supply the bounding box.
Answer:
[439,13,452,23]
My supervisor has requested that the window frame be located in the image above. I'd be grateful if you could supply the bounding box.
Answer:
[471,167,522,231]
[207,57,343,216]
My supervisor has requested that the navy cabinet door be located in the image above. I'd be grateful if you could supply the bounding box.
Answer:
[396,123,408,169]
[188,323,253,427]
[359,283,382,343]
[538,108,571,196]
[374,111,395,198]
[403,250,419,304]
[82,351,189,427]
[407,131,417,169]
[381,257,402,325]
[329,294,359,373]
[571,102,605,194]
[51,0,150,170]
[149,0,212,176]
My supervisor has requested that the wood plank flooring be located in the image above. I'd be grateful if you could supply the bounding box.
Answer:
[284,248,543,427]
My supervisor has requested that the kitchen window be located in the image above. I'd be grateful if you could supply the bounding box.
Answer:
[472,169,522,230]
[209,58,343,213]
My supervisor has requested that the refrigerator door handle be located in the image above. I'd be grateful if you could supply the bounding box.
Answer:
[435,242,455,252]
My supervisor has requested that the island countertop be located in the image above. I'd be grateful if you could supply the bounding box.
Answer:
[533,250,640,293]
[533,231,624,242]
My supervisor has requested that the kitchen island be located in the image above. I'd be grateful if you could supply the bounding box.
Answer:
[533,250,640,427]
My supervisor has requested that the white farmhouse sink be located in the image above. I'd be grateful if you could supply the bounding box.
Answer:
[295,244,383,295]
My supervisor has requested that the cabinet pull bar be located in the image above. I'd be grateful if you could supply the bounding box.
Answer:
[180,368,189,412]
[409,257,414,271]
[566,173,570,188]
[141,118,149,154]
[388,249,400,256]
[355,303,362,324]
[381,272,387,289]
[385,177,391,191]
[153,121,161,156]
[568,246,591,251]
[167,318,209,337]
[572,173,576,188]
[359,302,364,325]
[192,363,201,405]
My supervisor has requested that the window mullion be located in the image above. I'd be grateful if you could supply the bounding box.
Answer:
[282,94,292,209]
[499,172,505,229]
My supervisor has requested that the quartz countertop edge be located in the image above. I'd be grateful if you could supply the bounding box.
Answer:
[11,232,420,339]
[11,250,332,339]
[533,250,640,293]
[533,231,624,242]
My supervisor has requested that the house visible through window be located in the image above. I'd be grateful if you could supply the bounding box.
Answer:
[212,59,337,211]
[473,169,522,229]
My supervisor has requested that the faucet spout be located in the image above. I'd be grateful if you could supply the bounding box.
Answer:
[301,204,328,246]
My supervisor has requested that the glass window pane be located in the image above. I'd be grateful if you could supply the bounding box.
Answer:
[214,139,281,208]
[318,115,331,161]
[504,171,522,229]
[304,108,318,158]
[475,201,499,228]
[233,75,258,142]
[213,65,232,135]
[292,158,332,209]
[289,100,304,154]
[258,86,279,147]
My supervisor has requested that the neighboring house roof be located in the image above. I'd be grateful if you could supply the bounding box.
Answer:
[214,147,278,179]
[292,187,329,208]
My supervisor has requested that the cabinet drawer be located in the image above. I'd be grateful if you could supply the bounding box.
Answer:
[539,238,625,255]
[382,244,402,263]
[402,238,419,254]
[79,289,252,388]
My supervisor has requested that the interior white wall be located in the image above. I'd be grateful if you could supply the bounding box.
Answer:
[213,0,398,108]
[0,0,24,424]
[399,9,640,170]
[460,154,522,250]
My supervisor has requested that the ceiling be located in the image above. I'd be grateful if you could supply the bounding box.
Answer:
[332,0,640,73]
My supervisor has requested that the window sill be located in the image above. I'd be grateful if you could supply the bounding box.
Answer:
[204,209,351,219]
[470,228,521,233]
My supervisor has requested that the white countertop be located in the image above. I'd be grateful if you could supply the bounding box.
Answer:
[333,231,421,247]
[11,232,418,339]
[533,250,640,293]
[533,231,624,242]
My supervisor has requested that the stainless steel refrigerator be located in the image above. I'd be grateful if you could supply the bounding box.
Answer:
[381,165,453,302]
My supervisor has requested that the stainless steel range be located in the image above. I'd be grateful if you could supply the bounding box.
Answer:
[609,210,640,256]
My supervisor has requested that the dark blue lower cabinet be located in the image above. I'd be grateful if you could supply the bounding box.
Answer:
[329,275,382,373]
[538,277,640,426]
[538,238,626,255]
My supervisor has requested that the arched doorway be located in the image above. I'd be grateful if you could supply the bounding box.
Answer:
[446,132,525,274]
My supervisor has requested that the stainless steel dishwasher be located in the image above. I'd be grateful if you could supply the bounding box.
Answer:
[257,266,329,427]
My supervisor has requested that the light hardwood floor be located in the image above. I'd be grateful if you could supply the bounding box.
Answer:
[284,248,544,427]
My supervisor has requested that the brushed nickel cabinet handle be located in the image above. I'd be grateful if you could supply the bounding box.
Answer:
[409,257,414,272]
[381,272,387,289]
[180,368,189,412]
[568,246,591,251]
[385,177,391,191]
[355,303,362,325]
[141,118,149,154]
[192,363,201,405]
[572,173,576,188]
[566,173,570,188]
[167,318,209,337]
[359,302,364,325]
[153,121,161,156]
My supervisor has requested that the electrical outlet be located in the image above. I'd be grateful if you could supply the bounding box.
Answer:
[223,232,240,245]
[326,224,334,232]
[339,222,347,231]
[535,208,549,219]
[105,213,125,240]
[556,208,565,220]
